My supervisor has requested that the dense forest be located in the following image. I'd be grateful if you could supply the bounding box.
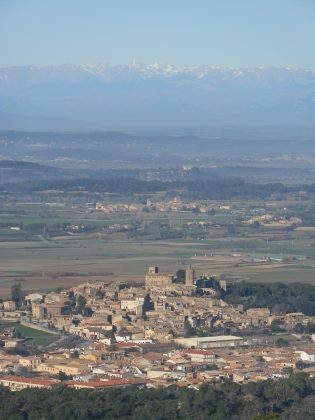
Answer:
[1,373,315,419]
[223,281,315,315]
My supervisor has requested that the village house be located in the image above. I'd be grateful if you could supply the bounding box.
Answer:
[37,359,92,376]
[3,301,16,311]
[297,349,315,363]
[18,356,42,371]
[184,349,216,363]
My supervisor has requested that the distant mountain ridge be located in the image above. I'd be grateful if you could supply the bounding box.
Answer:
[0,64,315,130]
[1,63,315,82]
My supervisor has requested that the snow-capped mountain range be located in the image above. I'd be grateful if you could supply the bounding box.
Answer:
[0,64,314,130]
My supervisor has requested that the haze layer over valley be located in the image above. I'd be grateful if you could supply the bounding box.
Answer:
[1,64,315,130]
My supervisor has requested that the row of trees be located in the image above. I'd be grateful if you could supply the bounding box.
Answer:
[0,373,315,419]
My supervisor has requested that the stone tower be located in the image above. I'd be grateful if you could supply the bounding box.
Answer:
[185,264,194,286]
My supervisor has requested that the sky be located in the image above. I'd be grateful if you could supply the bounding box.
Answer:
[0,0,315,69]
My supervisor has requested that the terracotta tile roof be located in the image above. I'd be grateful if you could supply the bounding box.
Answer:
[143,352,165,362]
[65,378,147,388]
[0,355,19,360]
[299,349,315,354]
[116,342,140,348]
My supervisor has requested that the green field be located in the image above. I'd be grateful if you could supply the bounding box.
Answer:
[0,322,60,346]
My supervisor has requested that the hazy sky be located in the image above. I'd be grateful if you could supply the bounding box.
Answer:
[1,0,314,68]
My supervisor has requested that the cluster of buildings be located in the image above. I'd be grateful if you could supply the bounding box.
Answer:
[95,199,304,228]
[1,266,315,391]
[96,199,217,214]
[96,203,142,213]
[245,213,302,227]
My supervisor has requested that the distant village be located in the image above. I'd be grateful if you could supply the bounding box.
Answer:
[1,265,315,392]
[93,198,304,242]
[95,198,302,228]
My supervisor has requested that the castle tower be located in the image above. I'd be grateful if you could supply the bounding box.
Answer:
[145,266,173,290]
[185,264,194,286]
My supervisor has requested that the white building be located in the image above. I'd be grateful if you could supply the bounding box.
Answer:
[298,349,315,362]
[174,335,244,349]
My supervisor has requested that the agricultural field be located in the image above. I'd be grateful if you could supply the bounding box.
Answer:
[1,200,315,296]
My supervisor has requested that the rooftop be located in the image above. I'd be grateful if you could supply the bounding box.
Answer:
[0,375,59,386]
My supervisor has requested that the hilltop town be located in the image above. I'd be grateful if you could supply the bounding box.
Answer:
[1,266,315,392]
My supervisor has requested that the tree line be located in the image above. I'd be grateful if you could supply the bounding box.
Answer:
[0,176,299,200]
[1,373,315,419]
[222,281,315,315]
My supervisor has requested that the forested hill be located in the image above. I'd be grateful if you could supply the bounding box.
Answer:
[0,373,314,419]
